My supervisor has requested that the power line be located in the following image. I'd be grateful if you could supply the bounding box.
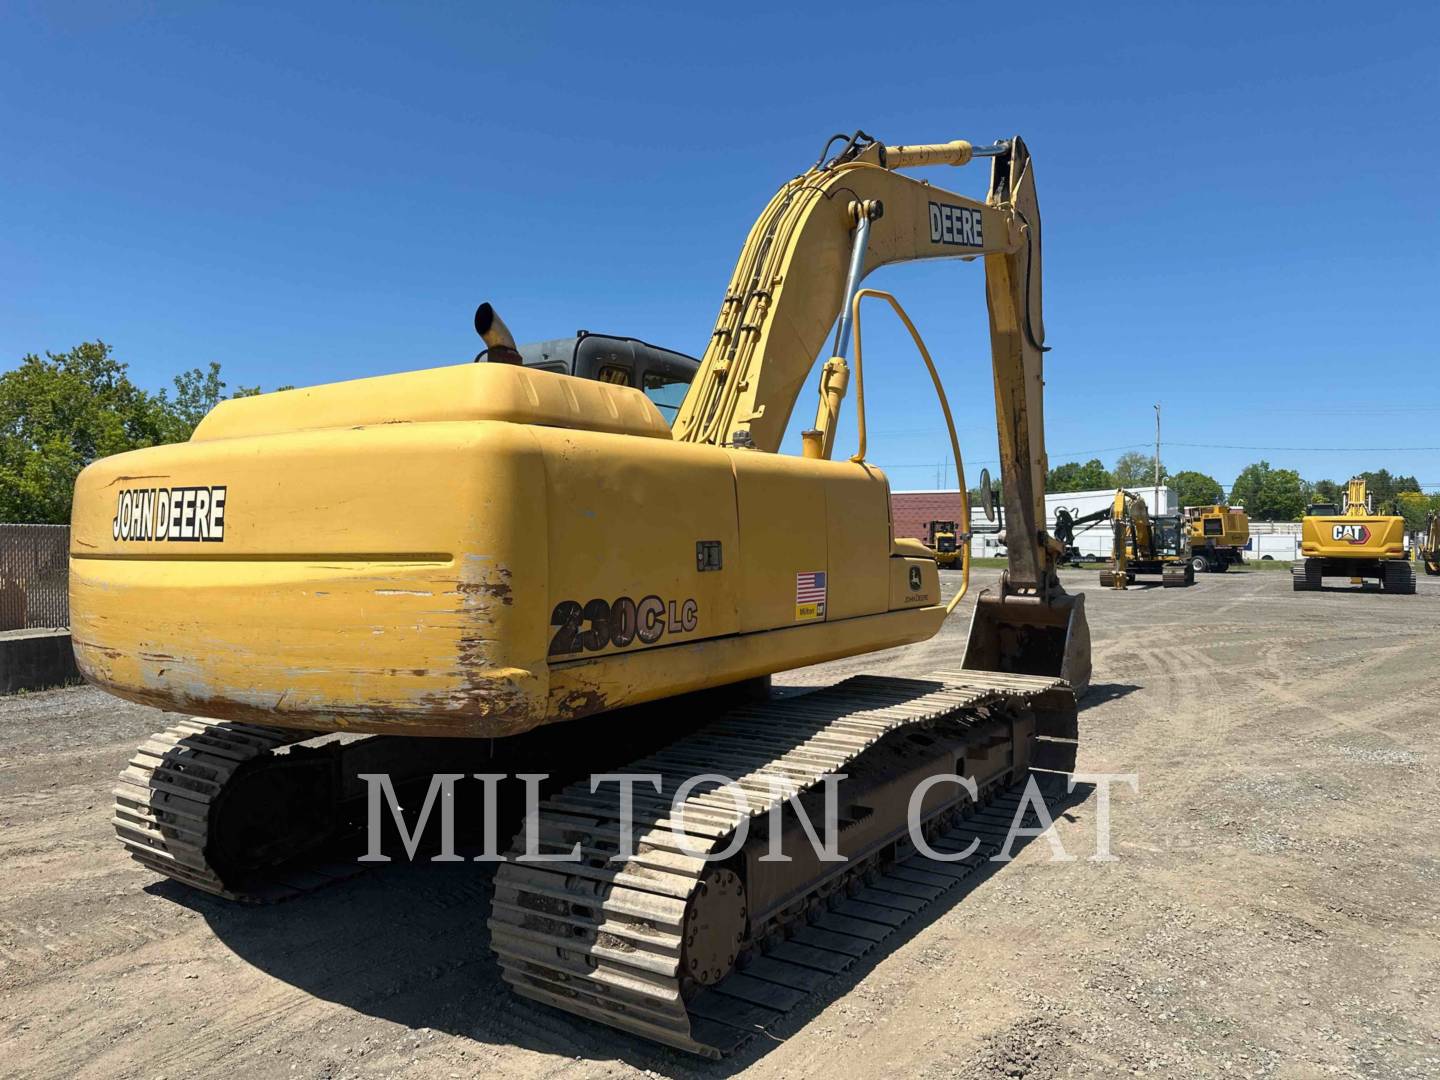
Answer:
[871,442,1152,469]
[1170,441,1440,452]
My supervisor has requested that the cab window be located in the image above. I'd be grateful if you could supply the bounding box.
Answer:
[642,371,690,422]
[596,364,632,386]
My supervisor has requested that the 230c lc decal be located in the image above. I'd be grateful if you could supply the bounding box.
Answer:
[549,595,699,657]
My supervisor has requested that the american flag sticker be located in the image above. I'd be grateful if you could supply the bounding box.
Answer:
[795,570,827,621]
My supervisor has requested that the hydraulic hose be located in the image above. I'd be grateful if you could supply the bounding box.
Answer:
[847,288,971,613]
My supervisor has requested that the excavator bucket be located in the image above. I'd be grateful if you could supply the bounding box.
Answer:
[961,591,1091,695]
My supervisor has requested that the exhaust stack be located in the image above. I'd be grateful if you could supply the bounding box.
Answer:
[474,302,523,364]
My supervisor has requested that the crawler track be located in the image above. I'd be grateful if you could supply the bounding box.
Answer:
[489,669,1076,1057]
[1292,558,1322,591]
[1382,559,1416,594]
[112,719,360,902]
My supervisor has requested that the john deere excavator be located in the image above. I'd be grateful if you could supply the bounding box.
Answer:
[1294,477,1413,593]
[70,131,1090,1056]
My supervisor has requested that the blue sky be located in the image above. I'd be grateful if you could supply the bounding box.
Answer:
[3,1,1438,492]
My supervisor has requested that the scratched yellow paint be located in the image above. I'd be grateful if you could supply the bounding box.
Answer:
[70,363,944,736]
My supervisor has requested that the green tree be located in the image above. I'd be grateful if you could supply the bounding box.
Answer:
[1169,469,1224,509]
[1358,469,1419,514]
[0,343,277,524]
[0,343,170,523]
[1229,460,1309,521]
[1113,451,1163,488]
[1047,458,1112,493]
[1311,478,1341,507]
[161,361,228,441]
[1396,491,1440,531]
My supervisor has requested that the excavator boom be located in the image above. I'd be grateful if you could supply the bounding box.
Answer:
[675,135,1056,595]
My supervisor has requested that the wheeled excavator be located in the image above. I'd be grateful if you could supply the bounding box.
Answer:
[1294,477,1413,593]
[70,131,1091,1056]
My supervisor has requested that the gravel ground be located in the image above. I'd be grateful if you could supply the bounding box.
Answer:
[2,565,1438,1079]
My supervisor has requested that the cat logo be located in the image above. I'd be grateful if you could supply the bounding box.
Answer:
[1332,523,1371,544]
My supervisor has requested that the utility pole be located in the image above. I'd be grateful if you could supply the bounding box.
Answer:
[1153,403,1162,510]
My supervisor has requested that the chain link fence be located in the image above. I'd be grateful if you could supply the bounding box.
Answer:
[0,524,71,630]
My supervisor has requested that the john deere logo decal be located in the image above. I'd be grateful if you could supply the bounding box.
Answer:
[112,485,227,542]
[1332,523,1371,544]
[909,566,923,590]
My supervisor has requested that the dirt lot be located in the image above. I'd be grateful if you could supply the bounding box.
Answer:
[2,566,1438,1079]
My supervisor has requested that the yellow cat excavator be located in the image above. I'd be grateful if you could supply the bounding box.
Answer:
[70,131,1090,1056]
[1100,489,1194,589]
[1056,490,1193,589]
[1294,477,1413,593]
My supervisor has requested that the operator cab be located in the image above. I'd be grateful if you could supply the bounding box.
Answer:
[477,332,698,425]
[1154,516,1185,555]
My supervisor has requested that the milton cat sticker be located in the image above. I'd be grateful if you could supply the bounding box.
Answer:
[112,486,227,542]
[795,570,827,621]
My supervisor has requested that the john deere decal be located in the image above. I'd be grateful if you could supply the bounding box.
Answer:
[112,486,227,542]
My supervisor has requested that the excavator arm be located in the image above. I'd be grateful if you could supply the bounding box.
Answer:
[1422,511,1440,575]
[673,134,1085,683]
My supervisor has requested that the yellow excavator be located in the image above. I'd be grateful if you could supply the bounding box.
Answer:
[924,520,961,568]
[1420,511,1440,577]
[70,131,1090,1056]
[1294,477,1413,593]
[1056,490,1193,589]
[1099,490,1194,589]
